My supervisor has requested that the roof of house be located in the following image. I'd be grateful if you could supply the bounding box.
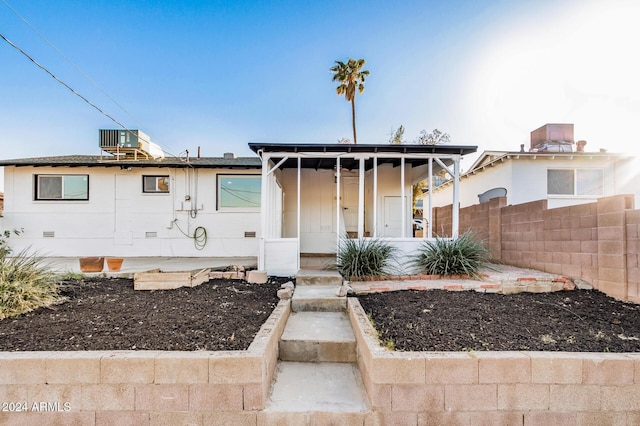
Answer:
[0,143,478,173]
[248,142,477,171]
[430,149,634,192]
[0,155,261,169]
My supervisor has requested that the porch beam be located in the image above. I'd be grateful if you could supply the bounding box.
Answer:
[297,157,301,270]
[268,157,288,175]
[401,156,406,238]
[452,155,460,238]
[373,157,378,238]
[336,157,341,259]
[428,157,433,239]
[258,152,271,270]
[358,156,365,238]
[435,157,455,178]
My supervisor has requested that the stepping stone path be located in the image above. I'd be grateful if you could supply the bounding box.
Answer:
[263,269,370,422]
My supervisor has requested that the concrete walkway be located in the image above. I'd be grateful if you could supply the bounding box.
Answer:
[264,269,370,419]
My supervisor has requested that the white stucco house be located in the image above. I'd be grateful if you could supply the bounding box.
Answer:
[0,131,477,275]
[428,124,639,210]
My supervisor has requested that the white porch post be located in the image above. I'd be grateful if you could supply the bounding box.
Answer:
[297,156,301,269]
[336,157,341,256]
[452,155,460,239]
[401,156,406,238]
[358,156,365,239]
[258,152,269,271]
[428,157,433,239]
[373,157,378,238]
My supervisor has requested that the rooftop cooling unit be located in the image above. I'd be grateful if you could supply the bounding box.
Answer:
[99,129,164,160]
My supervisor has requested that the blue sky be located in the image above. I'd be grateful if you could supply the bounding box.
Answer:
[1,0,639,190]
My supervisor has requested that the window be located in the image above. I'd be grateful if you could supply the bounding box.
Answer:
[547,168,603,196]
[217,175,261,209]
[143,175,170,193]
[35,175,89,200]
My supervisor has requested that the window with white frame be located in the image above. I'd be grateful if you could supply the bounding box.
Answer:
[217,175,261,210]
[35,175,89,200]
[547,168,603,196]
[142,175,170,193]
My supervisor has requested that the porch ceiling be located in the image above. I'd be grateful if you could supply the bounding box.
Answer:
[248,143,477,171]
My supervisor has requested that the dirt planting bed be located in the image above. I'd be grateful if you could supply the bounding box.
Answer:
[358,289,640,352]
[0,276,284,351]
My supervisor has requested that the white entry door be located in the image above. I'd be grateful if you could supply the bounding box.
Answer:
[383,196,404,237]
[341,176,359,234]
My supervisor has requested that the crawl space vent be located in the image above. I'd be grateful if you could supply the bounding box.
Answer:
[145,231,158,238]
[244,231,256,238]
[43,231,55,238]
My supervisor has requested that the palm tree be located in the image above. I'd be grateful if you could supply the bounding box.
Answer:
[330,58,369,144]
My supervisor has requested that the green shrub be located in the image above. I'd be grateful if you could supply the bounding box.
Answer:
[336,237,398,279]
[0,248,61,320]
[410,231,491,278]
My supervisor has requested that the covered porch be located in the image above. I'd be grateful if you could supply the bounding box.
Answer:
[249,143,477,276]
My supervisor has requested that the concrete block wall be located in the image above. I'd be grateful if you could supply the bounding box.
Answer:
[0,300,290,425]
[439,194,639,302]
[626,209,640,304]
[348,298,640,424]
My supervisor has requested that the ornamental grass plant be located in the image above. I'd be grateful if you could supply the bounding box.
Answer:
[0,239,61,320]
[410,231,492,278]
[336,237,398,280]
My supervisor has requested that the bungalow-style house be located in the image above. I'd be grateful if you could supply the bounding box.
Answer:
[0,130,477,275]
[428,124,639,210]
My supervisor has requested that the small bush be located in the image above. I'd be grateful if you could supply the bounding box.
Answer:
[0,248,62,320]
[336,237,397,280]
[410,231,491,278]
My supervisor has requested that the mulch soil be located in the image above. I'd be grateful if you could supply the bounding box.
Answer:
[0,276,285,351]
[358,289,640,352]
[3,277,639,353]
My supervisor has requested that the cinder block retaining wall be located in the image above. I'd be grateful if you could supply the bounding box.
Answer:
[2,297,639,424]
[433,195,640,303]
[0,300,290,425]
[348,298,640,425]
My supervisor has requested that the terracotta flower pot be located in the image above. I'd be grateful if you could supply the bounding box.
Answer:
[79,257,105,273]
[106,257,124,272]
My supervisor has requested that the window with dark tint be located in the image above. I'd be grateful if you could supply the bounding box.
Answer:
[547,169,603,196]
[143,176,170,193]
[35,175,89,200]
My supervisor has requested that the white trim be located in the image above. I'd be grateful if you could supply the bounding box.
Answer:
[401,157,406,238]
[428,157,433,239]
[373,157,378,238]
[358,156,365,238]
[452,155,460,238]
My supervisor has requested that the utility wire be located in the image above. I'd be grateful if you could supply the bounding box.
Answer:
[0,0,142,130]
[0,31,130,131]
[0,0,180,158]
[0,31,179,158]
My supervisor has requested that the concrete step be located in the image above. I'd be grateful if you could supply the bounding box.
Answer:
[291,285,346,312]
[279,312,356,363]
[264,362,370,414]
[296,269,343,286]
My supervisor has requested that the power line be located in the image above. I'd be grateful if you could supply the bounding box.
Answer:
[0,0,142,130]
[0,30,179,158]
[0,0,180,158]
[0,31,131,131]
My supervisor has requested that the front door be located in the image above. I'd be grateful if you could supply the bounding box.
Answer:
[383,196,404,237]
[342,176,359,236]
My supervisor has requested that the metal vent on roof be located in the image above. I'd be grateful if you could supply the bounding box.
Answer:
[43,231,55,238]
[244,231,256,238]
[223,152,236,159]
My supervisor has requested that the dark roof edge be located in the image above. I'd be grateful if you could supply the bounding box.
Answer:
[248,142,477,155]
[0,155,262,169]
